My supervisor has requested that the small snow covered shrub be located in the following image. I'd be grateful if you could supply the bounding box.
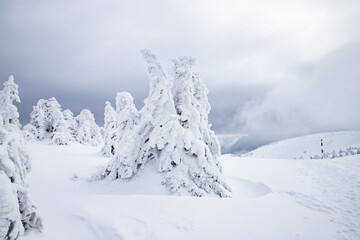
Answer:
[76,109,102,146]
[93,50,231,197]
[51,131,71,145]
[22,124,36,142]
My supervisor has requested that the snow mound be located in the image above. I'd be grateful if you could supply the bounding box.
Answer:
[242,130,360,159]
[226,176,272,198]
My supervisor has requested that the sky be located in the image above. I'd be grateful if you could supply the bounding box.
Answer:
[1,0,359,152]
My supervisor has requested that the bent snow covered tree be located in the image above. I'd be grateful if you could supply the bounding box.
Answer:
[93,50,231,197]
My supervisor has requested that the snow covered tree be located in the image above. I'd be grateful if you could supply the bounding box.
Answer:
[93,50,231,197]
[0,116,42,239]
[115,92,139,149]
[44,98,70,145]
[101,101,117,156]
[28,100,46,140]
[98,92,139,167]
[76,109,102,146]
[173,56,222,171]
[160,55,231,197]
[0,75,21,130]
[22,124,37,142]
[92,49,180,180]
[63,109,78,140]
[27,98,72,145]
[0,76,41,238]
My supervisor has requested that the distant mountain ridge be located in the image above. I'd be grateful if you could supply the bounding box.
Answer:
[240,131,360,159]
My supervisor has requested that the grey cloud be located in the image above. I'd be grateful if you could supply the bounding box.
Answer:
[231,42,360,152]
[1,0,359,152]
[208,83,270,133]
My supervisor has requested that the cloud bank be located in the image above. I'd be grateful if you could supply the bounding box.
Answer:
[229,43,360,152]
[0,0,359,152]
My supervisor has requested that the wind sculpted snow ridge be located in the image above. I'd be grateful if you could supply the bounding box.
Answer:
[92,50,231,197]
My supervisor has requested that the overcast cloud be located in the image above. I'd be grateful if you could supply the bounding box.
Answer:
[1,0,359,151]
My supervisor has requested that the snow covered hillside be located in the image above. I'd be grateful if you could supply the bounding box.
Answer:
[20,138,360,240]
[242,131,360,159]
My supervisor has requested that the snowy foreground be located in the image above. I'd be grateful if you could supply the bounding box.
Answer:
[21,138,360,240]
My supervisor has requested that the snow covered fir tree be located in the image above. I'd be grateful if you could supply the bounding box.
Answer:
[101,101,117,156]
[24,98,103,146]
[0,75,21,130]
[101,93,139,157]
[76,109,102,146]
[62,109,78,141]
[0,76,42,239]
[93,50,232,197]
[24,98,73,145]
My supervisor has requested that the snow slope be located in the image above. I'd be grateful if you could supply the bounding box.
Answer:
[242,130,360,159]
[20,138,360,240]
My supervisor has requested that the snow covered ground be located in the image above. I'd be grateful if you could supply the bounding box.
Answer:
[21,132,360,240]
